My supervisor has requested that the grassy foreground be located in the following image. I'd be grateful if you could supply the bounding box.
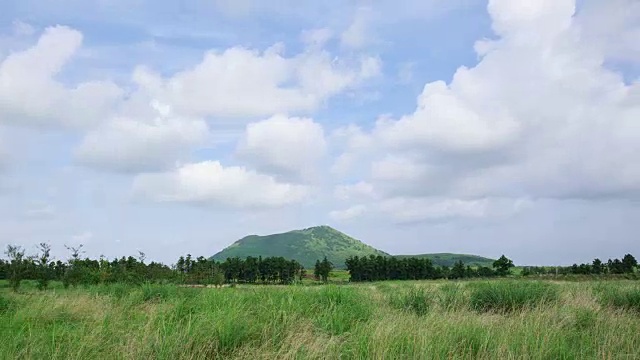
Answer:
[1,280,639,359]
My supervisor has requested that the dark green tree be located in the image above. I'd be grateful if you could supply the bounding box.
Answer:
[212,265,225,287]
[450,260,466,279]
[622,254,637,274]
[492,255,514,276]
[5,245,26,292]
[314,259,321,281]
[63,244,85,288]
[591,258,603,275]
[35,242,53,290]
[317,256,333,283]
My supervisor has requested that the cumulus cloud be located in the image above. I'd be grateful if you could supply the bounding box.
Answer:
[377,197,532,223]
[75,101,209,173]
[0,25,122,128]
[132,161,310,209]
[132,44,380,119]
[330,197,533,223]
[336,0,640,204]
[236,115,327,180]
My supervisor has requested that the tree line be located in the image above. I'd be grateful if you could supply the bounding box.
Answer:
[2,243,637,291]
[0,244,307,292]
[176,254,305,285]
[344,255,515,282]
[521,254,638,276]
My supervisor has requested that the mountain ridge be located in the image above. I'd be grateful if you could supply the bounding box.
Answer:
[211,225,389,268]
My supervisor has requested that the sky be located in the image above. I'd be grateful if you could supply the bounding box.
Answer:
[0,0,639,266]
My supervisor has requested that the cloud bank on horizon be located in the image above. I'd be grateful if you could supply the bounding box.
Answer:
[0,0,638,265]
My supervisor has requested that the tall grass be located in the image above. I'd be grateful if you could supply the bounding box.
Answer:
[1,280,639,359]
[388,286,432,316]
[469,280,559,312]
[595,283,640,312]
[0,293,15,314]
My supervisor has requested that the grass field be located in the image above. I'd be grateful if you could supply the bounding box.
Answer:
[1,279,640,359]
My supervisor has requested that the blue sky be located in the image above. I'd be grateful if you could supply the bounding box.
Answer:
[0,0,639,266]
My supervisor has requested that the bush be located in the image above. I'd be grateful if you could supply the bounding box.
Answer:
[469,281,559,313]
[389,286,432,316]
[596,285,640,312]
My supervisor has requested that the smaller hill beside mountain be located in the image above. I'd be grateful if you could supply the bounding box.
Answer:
[393,253,495,267]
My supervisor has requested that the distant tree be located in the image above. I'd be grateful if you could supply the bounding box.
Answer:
[5,245,26,292]
[314,260,321,281]
[622,254,637,274]
[450,260,466,279]
[35,242,53,290]
[212,265,225,287]
[477,266,495,278]
[0,259,7,280]
[317,256,333,283]
[608,258,625,274]
[592,258,603,275]
[492,255,514,276]
[63,244,85,288]
[521,267,532,277]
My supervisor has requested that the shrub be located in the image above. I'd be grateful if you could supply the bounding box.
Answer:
[469,281,559,313]
[389,286,432,316]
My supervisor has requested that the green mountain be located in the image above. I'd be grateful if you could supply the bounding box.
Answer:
[211,225,389,269]
[394,253,495,267]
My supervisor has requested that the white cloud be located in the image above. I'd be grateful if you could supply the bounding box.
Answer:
[341,6,373,49]
[329,204,368,221]
[329,196,532,223]
[75,101,209,173]
[301,28,333,48]
[376,197,531,223]
[334,181,375,201]
[371,155,430,182]
[0,25,122,128]
[12,21,36,37]
[375,78,521,153]
[132,44,380,119]
[576,0,640,63]
[337,0,640,202]
[236,114,326,180]
[132,161,310,209]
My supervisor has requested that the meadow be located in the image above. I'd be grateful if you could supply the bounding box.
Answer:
[1,278,640,359]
